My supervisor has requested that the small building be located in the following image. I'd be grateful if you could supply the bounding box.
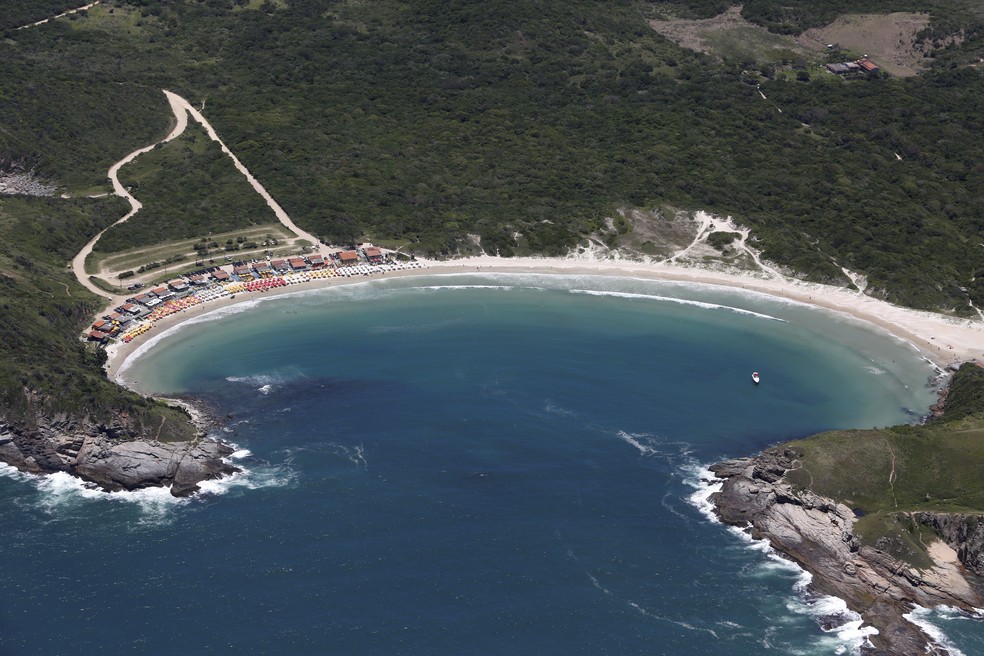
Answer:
[253,261,273,275]
[308,254,325,268]
[826,63,850,75]
[211,269,231,282]
[233,265,251,277]
[338,250,360,266]
[858,58,879,73]
[88,330,109,343]
[188,274,207,286]
[154,288,174,301]
[288,257,309,271]
[363,247,383,263]
[122,303,143,316]
[168,278,189,293]
[271,259,288,272]
[132,293,151,305]
[92,320,111,332]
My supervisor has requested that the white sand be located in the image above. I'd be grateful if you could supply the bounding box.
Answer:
[104,254,984,387]
[929,540,961,566]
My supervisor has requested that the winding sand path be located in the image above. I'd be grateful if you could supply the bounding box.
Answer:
[71,91,190,299]
[16,1,101,31]
[162,91,324,254]
[72,89,319,300]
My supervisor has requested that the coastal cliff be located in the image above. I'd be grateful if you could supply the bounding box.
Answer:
[0,411,238,497]
[709,450,983,655]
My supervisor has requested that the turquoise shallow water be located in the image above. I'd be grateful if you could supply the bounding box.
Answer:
[4,273,980,654]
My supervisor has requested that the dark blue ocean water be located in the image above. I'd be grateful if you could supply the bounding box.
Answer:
[4,274,981,655]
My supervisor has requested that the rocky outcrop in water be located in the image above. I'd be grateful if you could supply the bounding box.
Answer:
[709,450,983,656]
[0,415,238,496]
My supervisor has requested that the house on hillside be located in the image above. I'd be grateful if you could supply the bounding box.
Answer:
[88,330,109,343]
[858,58,879,73]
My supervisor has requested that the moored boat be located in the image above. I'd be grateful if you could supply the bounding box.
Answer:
[752,372,760,384]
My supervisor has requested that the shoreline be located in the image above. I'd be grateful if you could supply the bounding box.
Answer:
[105,255,984,387]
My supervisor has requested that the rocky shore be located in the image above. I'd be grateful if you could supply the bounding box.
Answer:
[0,408,239,497]
[709,450,984,655]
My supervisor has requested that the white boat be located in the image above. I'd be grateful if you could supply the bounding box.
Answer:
[752,372,760,384]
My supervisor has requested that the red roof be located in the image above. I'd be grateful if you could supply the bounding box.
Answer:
[339,250,359,262]
[364,247,382,258]
[212,270,230,279]
[152,287,167,295]
[88,330,108,340]
[858,59,878,71]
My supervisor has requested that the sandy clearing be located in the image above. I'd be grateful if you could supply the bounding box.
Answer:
[929,540,961,566]
[797,13,930,77]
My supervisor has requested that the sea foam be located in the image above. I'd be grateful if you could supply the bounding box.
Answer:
[682,463,878,655]
[569,288,786,322]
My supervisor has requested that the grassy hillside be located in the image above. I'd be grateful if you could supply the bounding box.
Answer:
[95,120,281,253]
[0,195,195,440]
[783,364,984,566]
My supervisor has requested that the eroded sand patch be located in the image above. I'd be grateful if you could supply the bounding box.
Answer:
[797,12,931,77]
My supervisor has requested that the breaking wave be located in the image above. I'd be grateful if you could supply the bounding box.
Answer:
[682,463,879,655]
[0,450,289,525]
[569,289,785,321]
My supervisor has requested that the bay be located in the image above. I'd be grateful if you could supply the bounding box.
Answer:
[4,273,973,655]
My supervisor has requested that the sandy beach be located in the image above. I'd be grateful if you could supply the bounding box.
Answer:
[102,255,984,386]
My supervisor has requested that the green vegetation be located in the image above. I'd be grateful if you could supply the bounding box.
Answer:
[95,121,282,253]
[1,1,984,308]
[707,231,740,251]
[0,1,89,31]
[4,1,984,450]
[783,364,984,566]
[0,195,195,440]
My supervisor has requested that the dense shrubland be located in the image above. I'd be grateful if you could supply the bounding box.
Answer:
[2,0,984,310]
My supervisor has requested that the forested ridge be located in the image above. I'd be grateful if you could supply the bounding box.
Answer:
[4,0,984,310]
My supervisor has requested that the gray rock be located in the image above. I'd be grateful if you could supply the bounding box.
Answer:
[0,413,238,497]
[710,448,980,656]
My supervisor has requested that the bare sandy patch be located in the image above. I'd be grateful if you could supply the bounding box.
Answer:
[928,539,960,566]
[649,6,805,62]
[797,13,930,77]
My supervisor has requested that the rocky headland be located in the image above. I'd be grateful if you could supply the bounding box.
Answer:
[709,450,984,655]
[0,409,239,496]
